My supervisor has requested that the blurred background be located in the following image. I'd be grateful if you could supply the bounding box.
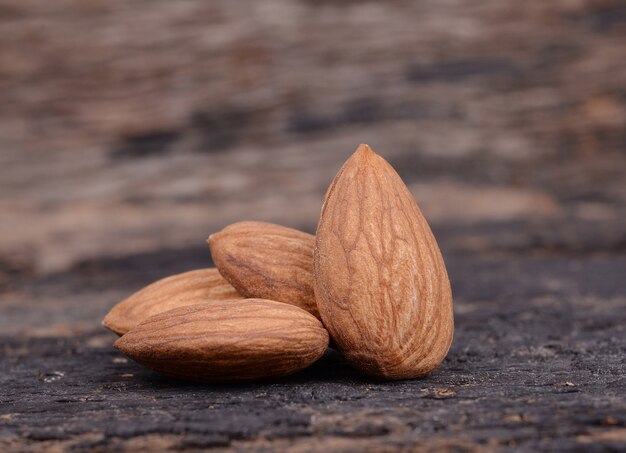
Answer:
[0,0,625,335]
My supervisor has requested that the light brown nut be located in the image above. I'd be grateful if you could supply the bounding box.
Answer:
[314,144,454,380]
[208,221,319,319]
[114,299,329,382]
[103,268,240,336]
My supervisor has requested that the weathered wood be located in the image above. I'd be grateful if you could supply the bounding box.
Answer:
[0,0,625,451]
[1,251,625,452]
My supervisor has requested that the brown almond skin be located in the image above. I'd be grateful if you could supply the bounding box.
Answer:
[114,299,329,382]
[314,144,454,380]
[208,221,319,319]
[103,268,240,336]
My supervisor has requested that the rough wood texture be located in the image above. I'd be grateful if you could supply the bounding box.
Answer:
[315,145,453,379]
[0,0,625,451]
[1,253,625,452]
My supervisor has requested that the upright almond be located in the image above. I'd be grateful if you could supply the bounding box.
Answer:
[103,268,240,335]
[208,221,319,318]
[115,299,329,382]
[314,144,454,380]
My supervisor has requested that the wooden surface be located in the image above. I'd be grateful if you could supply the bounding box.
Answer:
[1,1,625,451]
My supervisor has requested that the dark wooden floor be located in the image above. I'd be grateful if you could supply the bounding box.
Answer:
[2,249,625,452]
[1,1,625,451]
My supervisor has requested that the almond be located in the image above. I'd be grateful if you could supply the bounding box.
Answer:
[114,299,329,382]
[313,144,454,380]
[103,268,240,335]
[208,221,319,318]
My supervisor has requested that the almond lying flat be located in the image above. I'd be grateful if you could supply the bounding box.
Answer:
[114,299,329,382]
[103,268,240,335]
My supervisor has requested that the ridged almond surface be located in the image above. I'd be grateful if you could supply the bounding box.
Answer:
[114,299,329,382]
[103,268,240,335]
[208,221,319,318]
[314,144,454,380]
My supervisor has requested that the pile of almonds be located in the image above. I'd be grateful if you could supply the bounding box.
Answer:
[103,145,454,382]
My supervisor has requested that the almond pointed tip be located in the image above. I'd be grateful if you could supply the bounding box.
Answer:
[103,313,126,336]
[208,230,224,245]
[113,334,131,351]
[355,143,374,155]
[350,144,379,164]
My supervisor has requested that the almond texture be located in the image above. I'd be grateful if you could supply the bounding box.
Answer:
[208,221,319,318]
[103,268,240,335]
[314,144,454,380]
[114,299,329,382]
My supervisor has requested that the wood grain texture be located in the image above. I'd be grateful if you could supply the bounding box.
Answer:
[0,0,625,449]
[208,221,319,318]
[314,144,454,380]
[115,298,329,382]
[102,268,240,335]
